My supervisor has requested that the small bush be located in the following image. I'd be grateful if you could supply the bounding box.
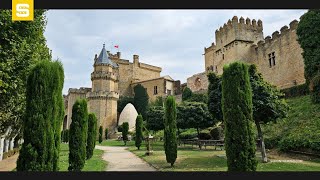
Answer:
[199,129,212,140]
[178,129,198,140]
[281,84,309,98]
[210,126,224,140]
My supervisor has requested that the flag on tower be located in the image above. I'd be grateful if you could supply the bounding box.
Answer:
[114,45,119,48]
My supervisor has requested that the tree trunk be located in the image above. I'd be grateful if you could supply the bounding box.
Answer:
[255,121,268,163]
[197,127,201,149]
[171,162,174,167]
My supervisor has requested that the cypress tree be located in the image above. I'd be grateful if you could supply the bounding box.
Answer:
[86,113,97,160]
[164,96,177,167]
[122,122,129,146]
[99,126,103,144]
[68,99,88,171]
[16,60,64,171]
[135,115,143,150]
[221,61,257,171]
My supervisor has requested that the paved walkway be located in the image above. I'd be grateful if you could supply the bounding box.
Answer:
[0,153,18,171]
[95,145,156,171]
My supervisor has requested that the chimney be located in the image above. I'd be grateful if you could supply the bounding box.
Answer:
[117,52,121,58]
[133,55,139,65]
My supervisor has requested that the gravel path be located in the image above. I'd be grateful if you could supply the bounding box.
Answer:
[95,145,156,171]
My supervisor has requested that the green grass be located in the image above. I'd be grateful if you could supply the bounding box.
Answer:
[102,140,320,171]
[263,95,320,151]
[58,143,107,171]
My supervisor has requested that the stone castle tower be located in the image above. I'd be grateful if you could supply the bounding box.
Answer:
[86,44,119,138]
[187,16,305,92]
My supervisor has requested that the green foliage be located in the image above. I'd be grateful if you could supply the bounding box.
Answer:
[133,84,149,119]
[135,115,143,150]
[122,122,129,145]
[68,99,88,171]
[16,60,64,171]
[297,10,320,83]
[263,95,320,153]
[104,128,108,140]
[99,126,103,144]
[117,124,123,132]
[249,64,288,124]
[182,87,193,101]
[178,129,198,140]
[222,61,257,172]
[187,93,208,103]
[150,96,164,107]
[117,96,134,114]
[0,9,51,145]
[310,74,320,103]
[281,84,309,98]
[164,96,178,167]
[210,125,224,140]
[198,129,212,140]
[63,129,69,143]
[176,102,214,131]
[146,106,164,131]
[86,113,97,160]
[207,72,223,121]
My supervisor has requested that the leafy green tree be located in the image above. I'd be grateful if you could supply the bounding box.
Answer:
[86,113,97,160]
[249,64,288,162]
[0,10,51,142]
[68,99,88,171]
[164,96,177,167]
[117,96,134,114]
[146,106,164,131]
[122,122,129,146]
[187,93,208,103]
[135,115,143,150]
[16,60,64,171]
[182,87,193,101]
[99,126,103,144]
[207,72,223,121]
[176,102,214,136]
[150,96,164,107]
[297,10,320,103]
[133,84,149,120]
[222,62,257,171]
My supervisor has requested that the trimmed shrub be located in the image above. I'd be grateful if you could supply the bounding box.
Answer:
[210,126,224,140]
[122,122,129,145]
[63,129,69,143]
[86,113,97,160]
[222,61,257,171]
[117,125,123,132]
[182,87,193,101]
[146,106,164,131]
[133,84,149,119]
[198,129,212,140]
[68,99,88,171]
[164,96,178,167]
[135,115,143,150]
[99,126,103,144]
[178,130,198,140]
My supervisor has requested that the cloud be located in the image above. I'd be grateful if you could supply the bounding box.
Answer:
[44,10,307,94]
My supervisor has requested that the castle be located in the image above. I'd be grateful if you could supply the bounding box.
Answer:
[63,44,178,138]
[187,16,305,93]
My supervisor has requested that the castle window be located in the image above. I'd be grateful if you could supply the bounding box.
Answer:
[167,89,172,95]
[268,52,276,67]
[223,54,225,60]
[154,86,158,95]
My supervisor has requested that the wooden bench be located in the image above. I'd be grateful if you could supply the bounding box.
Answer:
[198,140,224,150]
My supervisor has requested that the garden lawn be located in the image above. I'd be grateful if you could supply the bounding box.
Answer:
[102,140,320,171]
[58,143,106,171]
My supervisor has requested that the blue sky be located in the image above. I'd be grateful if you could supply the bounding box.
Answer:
[43,10,307,95]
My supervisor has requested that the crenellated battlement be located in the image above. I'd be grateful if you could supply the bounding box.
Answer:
[214,16,264,50]
[68,87,92,94]
[255,19,299,49]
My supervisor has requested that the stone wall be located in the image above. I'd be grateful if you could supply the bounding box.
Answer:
[187,72,208,93]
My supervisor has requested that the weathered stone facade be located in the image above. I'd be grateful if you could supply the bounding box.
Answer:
[187,16,305,92]
[64,45,176,138]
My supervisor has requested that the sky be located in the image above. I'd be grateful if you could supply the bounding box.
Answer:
[43,10,307,95]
